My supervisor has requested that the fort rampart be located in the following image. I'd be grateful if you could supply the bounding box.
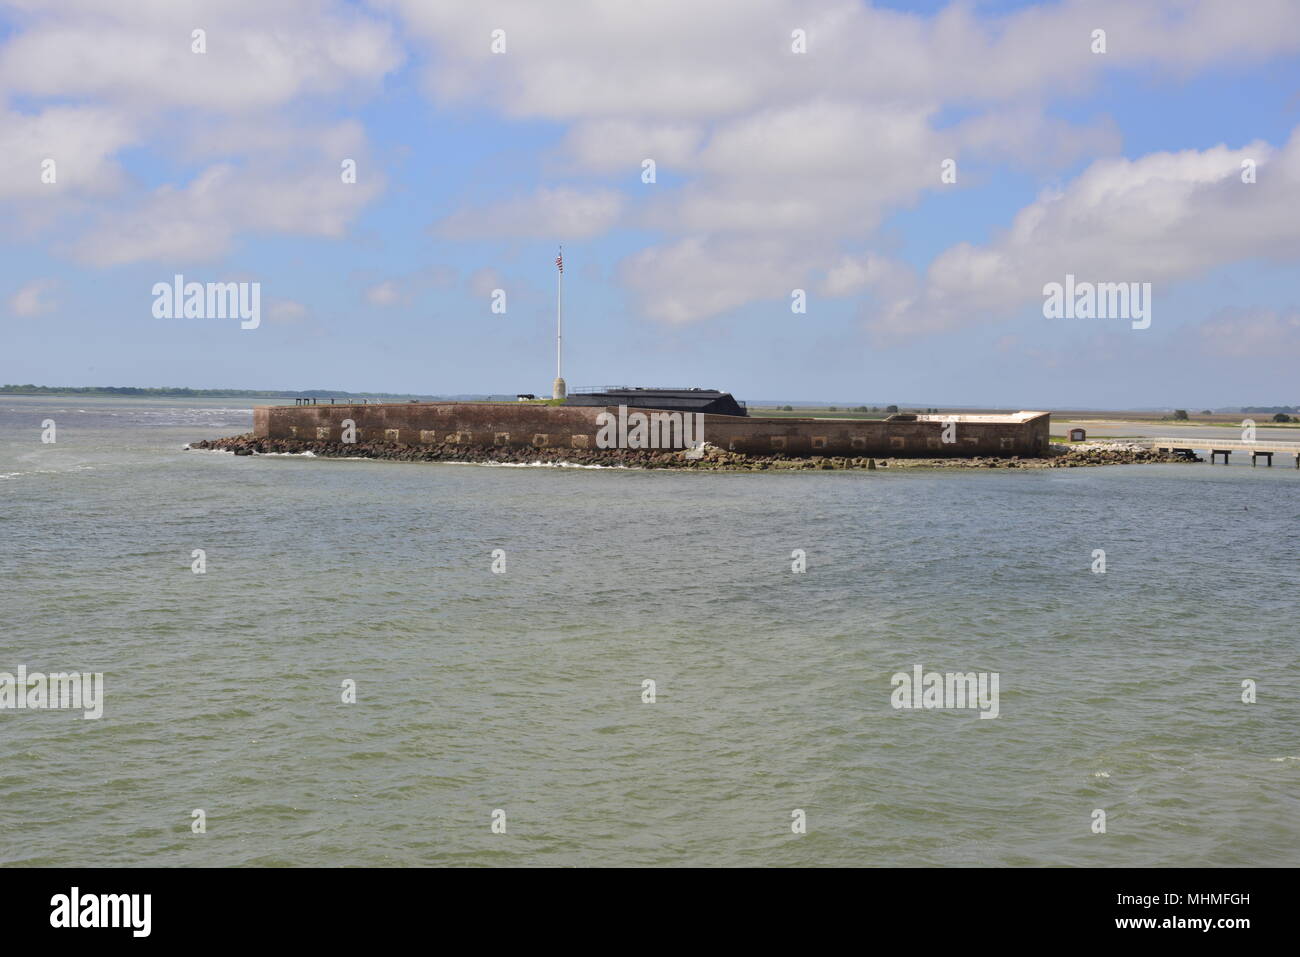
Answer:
[253,403,1051,458]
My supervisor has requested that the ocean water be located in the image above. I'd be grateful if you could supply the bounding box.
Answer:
[1,396,1296,867]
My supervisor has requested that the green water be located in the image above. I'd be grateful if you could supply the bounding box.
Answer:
[1,397,1296,866]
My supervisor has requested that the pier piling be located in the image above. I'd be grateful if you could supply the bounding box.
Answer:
[1151,438,1300,468]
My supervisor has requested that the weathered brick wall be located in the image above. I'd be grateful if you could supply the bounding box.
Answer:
[258,402,607,449]
[702,413,1049,457]
[254,403,1050,457]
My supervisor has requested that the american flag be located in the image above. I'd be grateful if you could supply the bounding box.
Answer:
[555,250,563,273]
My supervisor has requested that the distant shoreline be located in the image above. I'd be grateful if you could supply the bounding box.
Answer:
[0,387,442,400]
[5,388,1294,418]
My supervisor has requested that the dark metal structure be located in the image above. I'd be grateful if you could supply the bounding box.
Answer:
[564,387,748,417]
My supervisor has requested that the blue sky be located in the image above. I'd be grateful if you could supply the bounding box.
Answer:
[3,0,1300,408]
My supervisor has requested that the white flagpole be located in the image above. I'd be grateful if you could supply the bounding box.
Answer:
[553,245,566,399]
[557,246,563,381]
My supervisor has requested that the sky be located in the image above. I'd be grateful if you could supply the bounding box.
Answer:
[2,0,1300,408]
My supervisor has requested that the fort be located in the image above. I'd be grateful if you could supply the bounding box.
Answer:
[249,398,1051,459]
[222,256,1060,465]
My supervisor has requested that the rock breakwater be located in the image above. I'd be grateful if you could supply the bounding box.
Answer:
[189,435,1195,470]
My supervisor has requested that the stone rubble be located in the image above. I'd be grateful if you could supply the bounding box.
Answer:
[189,435,1197,470]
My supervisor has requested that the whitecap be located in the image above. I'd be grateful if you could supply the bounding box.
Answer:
[449,459,628,470]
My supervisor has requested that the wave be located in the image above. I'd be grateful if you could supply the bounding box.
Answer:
[0,465,97,480]
[453,459,628,469]
[188,447,628,469]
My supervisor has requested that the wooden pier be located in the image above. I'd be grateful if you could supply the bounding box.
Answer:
[1148,437,1300,467]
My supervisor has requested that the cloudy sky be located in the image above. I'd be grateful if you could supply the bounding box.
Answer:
[3,0,1300,407]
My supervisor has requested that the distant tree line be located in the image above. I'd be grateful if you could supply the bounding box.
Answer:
[1170,408,1295,422]
[0,384,436,399]
[775,404,899,414]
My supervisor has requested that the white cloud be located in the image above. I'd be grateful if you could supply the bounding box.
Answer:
[1196,307,1300,359]
[435,187,624,240]
[620,235,818,323]
[70,156,383,266]
[651,101,947,237]
[362,265,458,307]
[819,254,912,298]
[563,120,704,173]
[393,0,1295,324]
[267,299,308,324]
[6,0,1300,337]
[0,0,401,113]
[390,0,1300,121]
[863,131,1300,342]
[468,267,503,298]
[8,278,57,316]
[366,281,403,306]
[0,1,400,263]
[0,106,135,200]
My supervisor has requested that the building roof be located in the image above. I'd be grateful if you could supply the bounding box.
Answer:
[564,387,747,417]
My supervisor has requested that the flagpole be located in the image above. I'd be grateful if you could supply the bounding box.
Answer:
[553,245,566,400]
[557,245,562,381]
